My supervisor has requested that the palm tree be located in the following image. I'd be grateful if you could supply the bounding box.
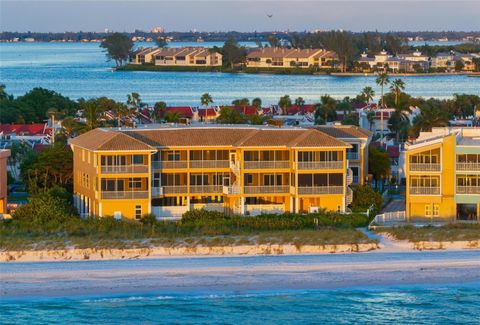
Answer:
[165,111,183,123]
[278,95,292,115]
[200,93,213,108]
[376,72,390,143]
[376,73,390,108]
[153,101,167,123]
[81,99,105,130]
[366,110,376,131]
[127,92,144,111]
[388,110,410,143]
[411,100,450,136]
[390,78,405,108]
[361,86,375,104]
[111,102,128,127]
[252,98,262,111]
[315,95,337,125]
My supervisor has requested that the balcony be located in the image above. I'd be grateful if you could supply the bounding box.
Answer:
[244,185,291,194]
[189,185,223,194]
[296,161,343,170]
[297,186,343,195]
[101,191,149,200]
[409,187,440,195]
[189,160,229,169]
[162,186,188,194]
[456,186,480,194]
[152,161,188,169]
[456,163,480,171]
[409,163,441,172]
[223,185,241,195]
[346,152,359,160]
[243,161,290,169]
[100,165,148,174]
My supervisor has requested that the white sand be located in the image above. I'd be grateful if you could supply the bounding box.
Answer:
[2,250,480,298]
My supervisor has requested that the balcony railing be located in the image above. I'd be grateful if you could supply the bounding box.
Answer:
[409,187,440,195]
[100,165,148,174]
[456,186,480,194]
[456,163,480,171]
[152,161,188,169]
[189,160,229,169]
[346,152,359,160]
[189,185,223,194]
[297,186,344,195]
[223,185,241,195]
[244,185,290,194]
[101,191,149,200]
[296,161,343,170]
[162,186,188,194]
[409,163,441,172]
[243,161,290,169]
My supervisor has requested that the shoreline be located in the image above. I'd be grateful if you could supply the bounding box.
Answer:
[2,250,479,299]
[2,239,480,263]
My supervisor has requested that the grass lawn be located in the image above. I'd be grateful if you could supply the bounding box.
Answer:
[377,224,480,242]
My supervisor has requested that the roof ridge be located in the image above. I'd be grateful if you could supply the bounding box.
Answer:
[288,129,313,147]
[309,128,350,146]
[235,129,260,146]
[116,131,155,150]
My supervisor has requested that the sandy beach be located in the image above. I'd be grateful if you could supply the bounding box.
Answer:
[2,250,480,299]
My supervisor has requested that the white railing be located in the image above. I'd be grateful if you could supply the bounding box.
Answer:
[409,163,441,172]
[373,211,406,224]
[296,161,343,170]
[152,161,188,169]
[243,161,290,169]
[223,185,241,195]
[297,186,343,195]
[189,160,229,169]
[162,186,188,194]
[100,165,148,174]
[244,185,290,194]
[101,191,149,200]
[456,163,480,171]
[190,203,224,212]
[346,152,359,160]
[409,187,440,195]
[189,185,223,194]
[456,186,480,194]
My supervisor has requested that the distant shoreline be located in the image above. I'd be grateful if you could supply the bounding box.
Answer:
[118,64,480,77]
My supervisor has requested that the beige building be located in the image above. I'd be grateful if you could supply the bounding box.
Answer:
[246,48,338,69]
[153,47,222,67]
[0,149,10,214]
[129,48,162,64]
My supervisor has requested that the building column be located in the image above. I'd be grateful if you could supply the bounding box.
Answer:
[240,197,245,215]
[99,202,103,217]
[295,197,299,213]
[290,196,294,213]
[186,196,191,211]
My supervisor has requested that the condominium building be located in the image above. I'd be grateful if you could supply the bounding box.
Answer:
[405,128,480,222]
[153,47,222,67]
[129,47,161,64]
[69,125,364,220]
[246,48,338,69]
[356,50,430,72]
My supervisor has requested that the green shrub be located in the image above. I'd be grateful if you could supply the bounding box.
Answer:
[351,185,383,215]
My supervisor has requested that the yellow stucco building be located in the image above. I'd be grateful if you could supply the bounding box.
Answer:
[129,47,223,67]
[69,125,371,220]
[0,149,11,214]
[405,128,480,222]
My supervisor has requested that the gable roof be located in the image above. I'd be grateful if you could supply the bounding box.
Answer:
[68,128,155,151]
[0,123,48,136]
[165,106,194,118]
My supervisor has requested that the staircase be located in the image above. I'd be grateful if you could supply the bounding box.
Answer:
[346,168,353,186]
[346,187,353,205]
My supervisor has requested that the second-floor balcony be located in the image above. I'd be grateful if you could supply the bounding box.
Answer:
[297,186,344,195]
[456,163,480,171]
[101,191,149,200]
[189,160,229,169]
[243,161,290,169]
[346,152,359,160]
[456,186,480,195]
[409,187,441,195]
[162,185,188,195]
[244,185,291,194]
[152,161,188,169]
[189,185,223,194]
[296,161,343,170]
[409,163,441,172]
[100,164,149,174]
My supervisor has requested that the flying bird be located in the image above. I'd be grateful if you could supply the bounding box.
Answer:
[267,14,273,18]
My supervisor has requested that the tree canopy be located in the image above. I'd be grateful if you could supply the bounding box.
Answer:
[100,33,134,67]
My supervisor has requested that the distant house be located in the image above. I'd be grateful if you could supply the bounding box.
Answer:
[129,47,161,64]
[356,50,430,72]
[0,123,52,147]
[154,47,222,67]
[431,51,477,72]
[246,48,338,69]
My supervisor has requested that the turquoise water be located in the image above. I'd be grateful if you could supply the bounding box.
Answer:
[2,285,480,324]
[1,42,479,106]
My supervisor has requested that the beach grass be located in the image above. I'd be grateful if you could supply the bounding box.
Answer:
[377,223,480,242]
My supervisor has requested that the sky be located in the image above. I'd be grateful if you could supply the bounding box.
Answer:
[1,0,480,33]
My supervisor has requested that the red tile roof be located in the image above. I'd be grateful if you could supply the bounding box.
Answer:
[232,106,258,116]
[287,104,316,115]
[0,123,48,136]
[198,108,217,117]
[165,106,194,118]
